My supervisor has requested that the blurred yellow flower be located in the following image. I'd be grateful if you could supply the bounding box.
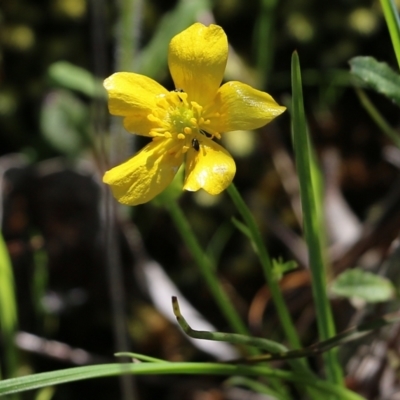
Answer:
[103,23,285,206]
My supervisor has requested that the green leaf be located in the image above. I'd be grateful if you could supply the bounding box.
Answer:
[349,56,400,105]
[0,362,365,400]
[331,268,395,303]
[291,51,343,385]
[48,61,105,99]
[272,258,298,281]
[40,90,90,156]
[380,0,400,69]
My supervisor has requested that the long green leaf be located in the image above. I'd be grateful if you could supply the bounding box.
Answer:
[380,0,400,69]
[291,51,343,386]
[0,231,18,378]
[0,362,364,399]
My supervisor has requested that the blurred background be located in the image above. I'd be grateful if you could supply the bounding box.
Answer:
[2,0,400,399]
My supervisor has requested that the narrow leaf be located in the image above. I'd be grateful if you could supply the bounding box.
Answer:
[380,0,400,69]
[291,51,343,385]
[0,362,363,399]
[0,232,19,378]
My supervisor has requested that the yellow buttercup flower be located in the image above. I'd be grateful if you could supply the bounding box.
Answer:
[103,23,286,206]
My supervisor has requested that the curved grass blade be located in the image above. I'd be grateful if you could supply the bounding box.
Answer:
[173,296,400,363]
[172,296,287,354]
[0,362,364,400]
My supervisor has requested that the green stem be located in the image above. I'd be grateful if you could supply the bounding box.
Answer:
[226,183,302,351]
[255,0,279,88]
[355,87,400,149]
[380,0,400,69]
[226,183,323,398]
[165,201,252,344]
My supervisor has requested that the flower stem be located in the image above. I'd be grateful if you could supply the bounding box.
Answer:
[165,200,254,349]
[226,183,303,351]
[355,87,400,149]
[254,0,279,89]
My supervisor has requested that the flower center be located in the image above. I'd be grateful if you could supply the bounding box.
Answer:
[147,90,221,154]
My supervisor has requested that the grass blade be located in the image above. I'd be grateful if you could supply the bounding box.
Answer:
[291,51,343,386]
[0,231,19,379]
[0,362,363,399]
[380,0,400,69]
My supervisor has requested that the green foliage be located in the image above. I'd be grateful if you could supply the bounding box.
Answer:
[272,258,298,281]
[32,245,49,319]
[3,0,400,398]
[0,362,364,399]
[380,0,400,68]
[331,268,395,303]
[0,232,18,379]
[291,51,343,385]
[48,62,105,99]
[40,90,91,156]
[349,56,400,105]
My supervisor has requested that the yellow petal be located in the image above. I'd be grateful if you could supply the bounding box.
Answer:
[183,138,236,195]
[103,139,183,206]
[206,81,286,132]
[168,23,227,106]
[104,72,168,136]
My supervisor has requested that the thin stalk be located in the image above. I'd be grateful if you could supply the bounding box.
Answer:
[380,0,400,69]
[165,201,252,341]
[291,51,343,386]
[226,183,322,398]
[226,184,302,351]
[355,87,400,149]
[254,0,279,88]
